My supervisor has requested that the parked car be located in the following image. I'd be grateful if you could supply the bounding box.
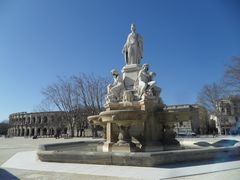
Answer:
[177,131,196,137]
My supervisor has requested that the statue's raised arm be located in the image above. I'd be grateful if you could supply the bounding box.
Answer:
[122,24,144,65]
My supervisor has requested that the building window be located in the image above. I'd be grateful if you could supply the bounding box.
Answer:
[37,117,41,124]
[226,106,231,115]
[51,116,55,123]
[32,117,36,124]
[221,107,225,113]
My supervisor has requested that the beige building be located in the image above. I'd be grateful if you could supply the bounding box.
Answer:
[211,96,240,135]
[165,104,209,135]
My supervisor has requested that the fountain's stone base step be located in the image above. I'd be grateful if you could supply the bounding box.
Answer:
[38,141,240,167]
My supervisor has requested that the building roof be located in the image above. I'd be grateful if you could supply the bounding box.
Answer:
[165,104,206,110]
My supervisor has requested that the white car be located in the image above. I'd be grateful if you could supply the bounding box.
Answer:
[177,131,196,137]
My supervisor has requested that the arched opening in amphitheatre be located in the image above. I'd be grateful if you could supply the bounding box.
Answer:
[37,116,41,124]
[51,129,55,136]
[31,128,35,136]
[27,117,30,124]
[32,117,36,124]
[22,129,25,136]
[64,128,68,134]
[37,128,41,136]
[56,128,61,136]
[26,128,30,136]
[43,128,47,136]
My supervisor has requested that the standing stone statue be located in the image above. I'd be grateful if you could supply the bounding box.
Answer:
[122,24,144,65]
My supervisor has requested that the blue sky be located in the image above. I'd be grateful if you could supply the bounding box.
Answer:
[0,0,240,121]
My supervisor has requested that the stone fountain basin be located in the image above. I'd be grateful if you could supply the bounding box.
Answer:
[37,139,240,167]
[88,109,146,125]
[100,110,146,124]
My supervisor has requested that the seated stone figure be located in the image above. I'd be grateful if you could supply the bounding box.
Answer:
[137,64,161,99]
[106,69,125,103]
[149,72,161,98]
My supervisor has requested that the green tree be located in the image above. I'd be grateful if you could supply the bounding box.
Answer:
[0,123,10,135]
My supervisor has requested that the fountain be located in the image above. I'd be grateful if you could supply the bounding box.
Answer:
[38,24,240,167]
[88,24,186,153]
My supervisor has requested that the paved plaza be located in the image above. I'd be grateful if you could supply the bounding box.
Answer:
[1,136,240,179]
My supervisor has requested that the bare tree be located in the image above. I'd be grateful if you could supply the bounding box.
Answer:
[74,109,88,137]
[0,123,10,135]
[41,77,82,137]
[197,83,226,112]
[197,82,228,134]
[74,74,109,115]
[41,74,109,137]
[33,99,55,112]
[74,73,109,137]
[224,57,240,93]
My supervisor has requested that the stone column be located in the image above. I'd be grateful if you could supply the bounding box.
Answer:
[24,127,27,136]
[46,128,50,136]
[230,102,234,115]
[106,122,113,142]
[40,128,43,136]
[102,122,114,152]
[34,127,37,136]
[19,128,22,136]
[48,128,51,136]
[36,116,41,125]
[54,128,57,136]
[28,128,31,137]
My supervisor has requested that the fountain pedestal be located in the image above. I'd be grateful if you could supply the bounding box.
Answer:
[88,97,184,152]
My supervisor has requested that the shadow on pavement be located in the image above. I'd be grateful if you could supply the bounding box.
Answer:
[193,141,211,147]
[0,168,20,180]
[194,139,239,147]
[212,139,239,147]
[160,139,240,169]
[159,154,240,169]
